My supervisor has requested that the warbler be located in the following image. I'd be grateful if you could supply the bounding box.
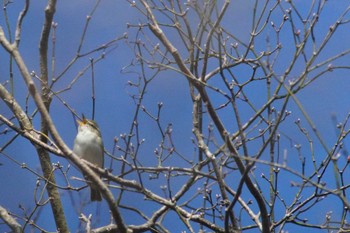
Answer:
[73,116,104,201]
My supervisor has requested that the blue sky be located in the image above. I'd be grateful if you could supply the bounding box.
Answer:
[1,1,350,232]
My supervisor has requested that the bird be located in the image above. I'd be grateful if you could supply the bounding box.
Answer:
[73,115,104,201]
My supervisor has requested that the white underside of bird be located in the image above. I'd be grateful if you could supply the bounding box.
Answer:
[73,124,103,166]
[73,122,104,201]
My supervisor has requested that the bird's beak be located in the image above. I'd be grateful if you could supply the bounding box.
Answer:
[77,115,87,126]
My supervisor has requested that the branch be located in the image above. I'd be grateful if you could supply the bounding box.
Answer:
[200,0,229,80]
[139,1,271,232]
[0,26,128,233]
[36,1,69,231]
[14,0,29,47]
[0,206,22,233]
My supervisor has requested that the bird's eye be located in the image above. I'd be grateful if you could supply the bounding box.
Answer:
[88,121,99,131]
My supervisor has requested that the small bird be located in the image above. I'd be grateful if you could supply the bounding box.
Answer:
[73,115,104,201]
